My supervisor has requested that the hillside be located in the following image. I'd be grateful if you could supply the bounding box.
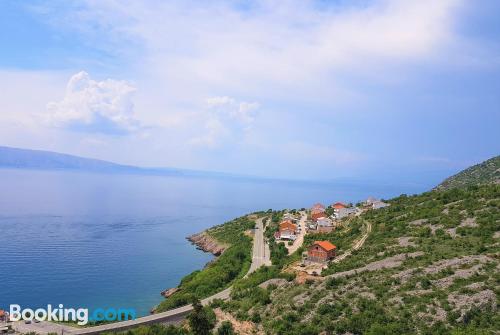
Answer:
[109,161,500,335]
[222,184,499,334]
[112,184,499,335]
[436,155,500,190]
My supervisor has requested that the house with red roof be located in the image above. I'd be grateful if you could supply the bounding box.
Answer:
[275,220,298,240]
[311,203,326,211]
[311,211,327,222]
[332,202,347,209]
[307,241,336,263]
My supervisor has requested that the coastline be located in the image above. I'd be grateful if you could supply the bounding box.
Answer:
[186,231,227,256]
[155,230,228,309]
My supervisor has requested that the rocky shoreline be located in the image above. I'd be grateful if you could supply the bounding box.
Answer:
[186,231,226,256]
[155,232,227,309]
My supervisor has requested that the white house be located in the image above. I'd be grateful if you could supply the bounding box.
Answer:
[317,217,333,227]
[334,207,358,219]
[365,196,378,205]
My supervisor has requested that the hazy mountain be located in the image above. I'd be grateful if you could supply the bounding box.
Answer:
[0,145,268,181]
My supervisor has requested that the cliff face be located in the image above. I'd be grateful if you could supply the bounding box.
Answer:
[187,232,226,256]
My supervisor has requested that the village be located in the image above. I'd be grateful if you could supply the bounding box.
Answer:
[272,196,389,277]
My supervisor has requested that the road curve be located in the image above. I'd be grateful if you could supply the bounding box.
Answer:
[66,217,270,335]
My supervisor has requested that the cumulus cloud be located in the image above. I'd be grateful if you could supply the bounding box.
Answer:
[46,71,140,135]
[191,96,260,148]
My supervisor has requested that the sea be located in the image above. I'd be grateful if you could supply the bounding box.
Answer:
[0,169,426,316]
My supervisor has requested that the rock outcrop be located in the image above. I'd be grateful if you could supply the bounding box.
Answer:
[160,287,179,298]
[187,232,226,256]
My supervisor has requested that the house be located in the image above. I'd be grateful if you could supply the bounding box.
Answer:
[311,208,325,217]
[311,203,326,211]
[311,211,327,222]
[317,217,333,227]
[372,201,390,210]
[365,196,378,205]
[332,202,347,209]
[307,241,336,263]
[334,207,358,219]
[275,220,298,240]
[316,217,334,232]
[283,212,298,223]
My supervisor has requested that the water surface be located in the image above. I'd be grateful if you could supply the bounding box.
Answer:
[0,169,424,316]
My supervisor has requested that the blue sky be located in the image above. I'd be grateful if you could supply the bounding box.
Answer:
[0,0,499,187]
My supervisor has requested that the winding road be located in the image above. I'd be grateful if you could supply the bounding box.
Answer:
[13,217,270,335]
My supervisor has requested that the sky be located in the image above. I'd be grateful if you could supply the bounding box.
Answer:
[0,0,499,186]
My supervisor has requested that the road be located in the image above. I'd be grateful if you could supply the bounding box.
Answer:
[247,216,271,274]
[286,211,307,254]
[13,217,270,335]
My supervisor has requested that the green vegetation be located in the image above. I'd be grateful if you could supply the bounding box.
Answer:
[207,215,258,244]
[155,215,256,312]
[225,184,499,334]
[187,298,216,335]
[436,155,499,190]
[138,158,500,333]
[216,321,234,335]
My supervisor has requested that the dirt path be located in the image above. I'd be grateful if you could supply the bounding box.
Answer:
[332,220,371,264]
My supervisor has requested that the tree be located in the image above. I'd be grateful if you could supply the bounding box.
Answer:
[187,298,216,335]
[217,321,235,335]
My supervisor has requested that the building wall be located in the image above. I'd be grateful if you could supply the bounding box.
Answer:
[307,245,335,262]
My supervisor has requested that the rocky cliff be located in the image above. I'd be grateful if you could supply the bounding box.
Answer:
[187,232,226,256]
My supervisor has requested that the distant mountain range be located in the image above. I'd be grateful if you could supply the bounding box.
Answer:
[436,155,500,190]
[0,145,248,180]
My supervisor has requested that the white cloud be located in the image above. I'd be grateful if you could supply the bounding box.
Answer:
[46,71,140,135]
[57,0,463,100]
[3,0,487,178]
[206,96,259,125]
[191,96,260,148]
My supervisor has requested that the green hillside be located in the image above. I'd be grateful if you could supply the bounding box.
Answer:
[113,161,500,335]
[436,156,500,191]
[224,184,499,334]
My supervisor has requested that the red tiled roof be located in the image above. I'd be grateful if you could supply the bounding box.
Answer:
[279,220,297,231]
[311,212,326,221]
[314,240,336,251]
[332,202,347,209]
[312,203,325,209]
[311,208,325,215]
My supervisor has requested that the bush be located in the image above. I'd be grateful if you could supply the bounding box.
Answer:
[217,321,235,335]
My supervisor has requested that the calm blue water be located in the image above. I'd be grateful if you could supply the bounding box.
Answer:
[0,169,425,316]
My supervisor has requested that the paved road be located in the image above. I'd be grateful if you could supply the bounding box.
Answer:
[247,217,271,274]
[17,217,270,335]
